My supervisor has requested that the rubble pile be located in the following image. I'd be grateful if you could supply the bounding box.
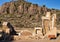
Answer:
[21,31,32,36]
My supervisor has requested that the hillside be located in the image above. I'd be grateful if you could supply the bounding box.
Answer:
[0,0,60,28]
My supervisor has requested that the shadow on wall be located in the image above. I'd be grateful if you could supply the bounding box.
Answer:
[7,22,17,35]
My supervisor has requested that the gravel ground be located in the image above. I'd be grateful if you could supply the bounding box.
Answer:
[12,39,60,42]
[0,36,60,42]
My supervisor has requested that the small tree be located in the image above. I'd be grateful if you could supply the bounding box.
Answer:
[42,5,46,7]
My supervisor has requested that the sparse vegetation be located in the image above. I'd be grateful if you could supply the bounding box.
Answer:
[0,0,60,28]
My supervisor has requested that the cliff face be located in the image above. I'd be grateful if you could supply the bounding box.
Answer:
[0,0,60,28]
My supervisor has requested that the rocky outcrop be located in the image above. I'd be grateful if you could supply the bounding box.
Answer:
[0,1,48,15]
[9,2,15,14]
[0,6,1,14]
[1,2,10,14]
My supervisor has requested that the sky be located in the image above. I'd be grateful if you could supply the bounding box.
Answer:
[0,0,60,9]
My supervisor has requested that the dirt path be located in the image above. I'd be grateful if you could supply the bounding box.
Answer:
[10,36,60,42]
[13,39,60,42]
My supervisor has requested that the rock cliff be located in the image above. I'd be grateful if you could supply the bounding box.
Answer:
[0,0,60,28]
